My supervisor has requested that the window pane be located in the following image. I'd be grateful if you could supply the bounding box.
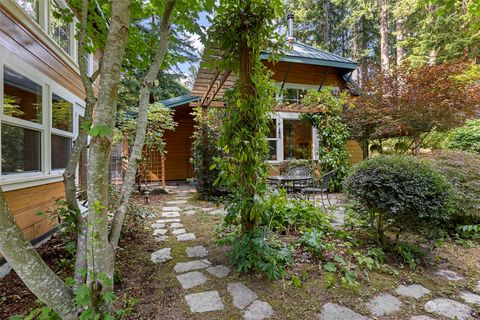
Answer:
[283,119,312,160]
[50,1,71,54]
[283,88,297,103]
[267,119,277,139]
[52,93,73,132]
[3,67,43,124]
[1,123,41,174]
[16,0,38,21]
[51,134,71,170]
[268,140,277,161]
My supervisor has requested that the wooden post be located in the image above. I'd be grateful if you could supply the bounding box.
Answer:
[161,154,166,190]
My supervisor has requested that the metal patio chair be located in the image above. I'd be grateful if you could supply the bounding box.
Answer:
[301,170,336,210]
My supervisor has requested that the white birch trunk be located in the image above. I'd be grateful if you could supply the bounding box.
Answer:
[109,0,177,248]
[0,188,77,319]
[86,0,130,306]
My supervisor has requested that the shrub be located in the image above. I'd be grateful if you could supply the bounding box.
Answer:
[448,119,480,154]
[425,150,480,225]
[261,191,331,234]
[344,155,455,246]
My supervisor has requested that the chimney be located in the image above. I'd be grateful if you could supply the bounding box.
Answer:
[287,13,295,43]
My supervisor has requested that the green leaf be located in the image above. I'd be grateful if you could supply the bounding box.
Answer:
[323,262,337,273]
[89,125,113,137]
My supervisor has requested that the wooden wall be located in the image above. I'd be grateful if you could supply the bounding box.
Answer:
[263,61,346,88]
[347,140,363,165]
[0,6,86,98]
[144,105,195,181]
[4,182,63,242]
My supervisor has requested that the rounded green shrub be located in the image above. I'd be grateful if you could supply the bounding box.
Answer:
[344,155,455,246]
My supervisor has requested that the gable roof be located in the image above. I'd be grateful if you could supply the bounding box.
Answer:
[260,42,357,70]
[160,95,200,108]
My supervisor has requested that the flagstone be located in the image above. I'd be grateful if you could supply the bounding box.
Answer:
[177,233,196,241]
[169,222,184,228]
[424,298,472,320]
[435,269,463,281]
[153,228,168,236]
[172,228,186,235]
[174,259,211,273]
[176,271,207,289]
[459,291,480,305]
[317,303,371,320]
[395,284,431,299]
[228,282,258,310]
[184,210,196,216]
[186,246,208,258]
[410,316,437,320]
[162,211,180,218]
[151,223,165,229]
[206,265,230,278]
[150,248,172,263]
[243,300,274,320]
[366,293,402,317]
[154,235,169,242]
[185,291,224,313]
[156,218,181,223]
[163,206,181,211]
[166,200,188,205]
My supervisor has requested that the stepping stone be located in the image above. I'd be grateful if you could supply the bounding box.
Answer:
[166,200,188,205]
[477,280,480,291]
[172,228,186,235]
[185,291,224,313]
[150,248,172,263]
[459,290,480,305]
[163,206,181,211]
[170,222,184,228]
[184,210,196,216]
[318,303,371,320]
[410,316,437,320]
[202,207,215,212]
[366,293,402,317]
[155,235,169,242]
[177,233,196,241]
[151,222,165,229]
[184,206,199,210]
[435,269,463,281]
[174,260,211,273]
[206,265,230,278]
[156,218,181,223]
[228,282,258,310]
[162,211,180,218]
[243,300,274,320]
[153,228,168,236]
[424,298,472,320]
[208,209,226,215]
[186,246,208,258]
[176,271,208,289]
[395,284,431,299]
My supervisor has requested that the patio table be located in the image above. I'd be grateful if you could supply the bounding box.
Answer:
[267,175,313,193]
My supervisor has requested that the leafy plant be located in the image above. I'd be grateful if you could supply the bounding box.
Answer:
[448,119,480,154]
[396,243,424,269]
[456,225,480,240]
[344,155,455,247]
[299,229,334,257]
[302,88,351,191]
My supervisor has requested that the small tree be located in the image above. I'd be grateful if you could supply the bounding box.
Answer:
[302,88,351,191]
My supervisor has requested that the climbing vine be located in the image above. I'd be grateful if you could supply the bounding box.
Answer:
[302,88,351,191]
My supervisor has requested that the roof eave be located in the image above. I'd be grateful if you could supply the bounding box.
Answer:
[162,96,201,109]
[260,53,357,71]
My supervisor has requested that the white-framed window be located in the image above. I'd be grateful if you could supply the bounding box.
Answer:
[15,0,39,21]
[49,0,71,54]
[267,117,280,161]
[0,50,84,189]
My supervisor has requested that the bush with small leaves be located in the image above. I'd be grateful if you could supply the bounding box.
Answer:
[344,155,455,246]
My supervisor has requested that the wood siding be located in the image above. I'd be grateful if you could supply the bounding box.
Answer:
[144,105,195,181]
[5,182,63,241]
[263,61,346,88]
[0,6,85,98]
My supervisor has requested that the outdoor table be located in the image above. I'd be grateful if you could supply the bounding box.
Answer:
[267,175,313,193]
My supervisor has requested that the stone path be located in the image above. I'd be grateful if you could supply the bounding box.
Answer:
[149,186,479,320]
[149,186,274,319]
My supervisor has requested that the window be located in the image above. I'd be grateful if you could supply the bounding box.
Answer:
[1,123,41,174]
[283,119,312,160]
[267,119,278,161]
[282,88,307,105]
[51,134,71,169]
[15,0,39,21]
[3,67,43,124]
[50,1,71,54]
[52,93,73,132]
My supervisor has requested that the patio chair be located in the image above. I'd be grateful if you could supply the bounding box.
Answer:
[286,166,312,194]
[301,170,336,210]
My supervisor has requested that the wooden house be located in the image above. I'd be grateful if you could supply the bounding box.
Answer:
[0,0,94,274]
[146,31,362,182]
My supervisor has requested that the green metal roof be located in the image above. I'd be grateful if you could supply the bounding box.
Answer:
[261,41,357,70]
[160,95,200,108]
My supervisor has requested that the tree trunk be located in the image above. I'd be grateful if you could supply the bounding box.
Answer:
[396,18,405,66]
[352,25,360,82]
[414,134,421,157]
[360,138,369,160]
[379,0,390,74]
[0,188,77,319]
[360,19,369,86]
[86,0,130,309]
[323,0,330,50]
[65,0,100,291]
[109,0,177,249]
